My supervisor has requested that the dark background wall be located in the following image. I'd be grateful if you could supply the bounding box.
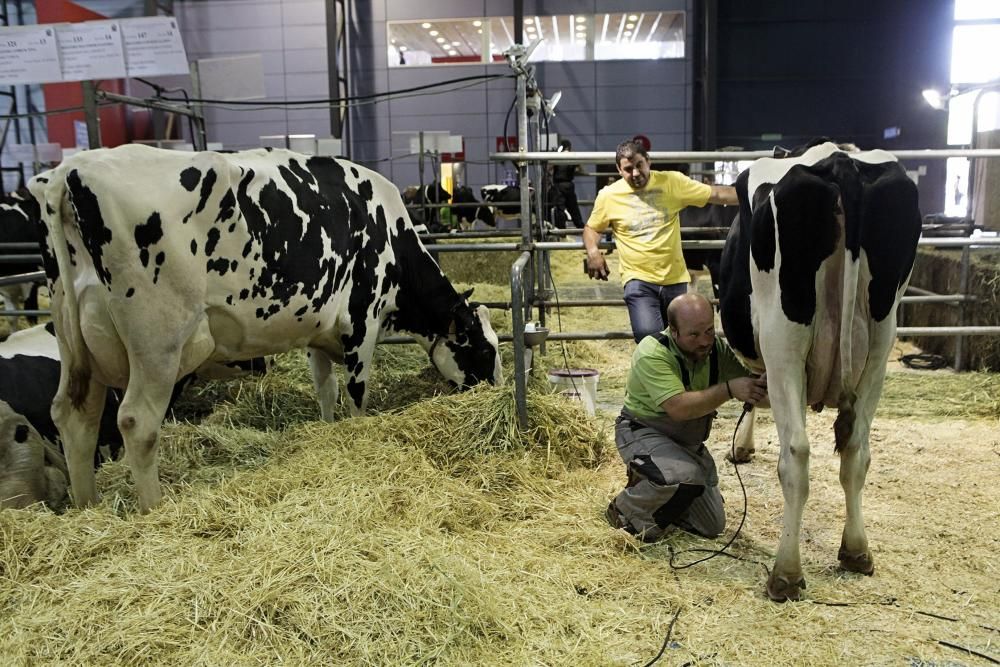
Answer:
[713,0,954,211]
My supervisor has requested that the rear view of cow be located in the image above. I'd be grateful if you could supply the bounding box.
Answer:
[29,145,501,513]
[718,141,921,601]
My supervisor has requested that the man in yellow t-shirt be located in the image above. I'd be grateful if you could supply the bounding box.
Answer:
[584,140,738,342]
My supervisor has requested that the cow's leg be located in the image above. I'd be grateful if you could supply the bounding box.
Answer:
[307,347,339,422]
[836,322,894,576]
[758,331,811,601]
[51,373,106,508]
[342,329,379,418]
[728,407,757,463]
[116,355,179,513]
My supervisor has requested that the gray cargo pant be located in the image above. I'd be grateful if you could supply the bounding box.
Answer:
[607,409,726,541]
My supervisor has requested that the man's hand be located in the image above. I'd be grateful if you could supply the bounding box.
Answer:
[586,253,609,280]
[729,374,768,406]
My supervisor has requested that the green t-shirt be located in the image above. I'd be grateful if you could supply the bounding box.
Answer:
[624,332,751,419]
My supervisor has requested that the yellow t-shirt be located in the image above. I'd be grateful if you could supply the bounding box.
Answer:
[586,171,712,285]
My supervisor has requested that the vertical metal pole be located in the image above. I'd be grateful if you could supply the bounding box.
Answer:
[188,62,208,151]
[418,131,426,225]
[81,81,101,149]
[953,244,970,371]
[511,251,530,429]
[516,67,531,311]
[530,95,548,355]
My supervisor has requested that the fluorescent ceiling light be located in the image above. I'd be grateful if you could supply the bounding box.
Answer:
[646,13,662,42]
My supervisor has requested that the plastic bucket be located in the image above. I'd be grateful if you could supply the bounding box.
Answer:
[547,368,600,416]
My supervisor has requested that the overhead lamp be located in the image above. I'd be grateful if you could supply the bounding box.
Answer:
[628,14,638,21]
[421,22,431,29]
[542,90,562,117]
[922,88,948,110]
[451,41,460,46]
[576,16,586,23]
[623,30,632,36]
[626,23,634,29]
[399,45,408,51]
[436,37,445,43]
[473,20,482,27]
[429,30,439,36]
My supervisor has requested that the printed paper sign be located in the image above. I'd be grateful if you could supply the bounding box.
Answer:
[0,26,62,85]
[120,16,189,77]
[56,21,126,81]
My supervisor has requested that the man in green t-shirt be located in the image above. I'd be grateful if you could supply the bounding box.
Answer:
[583,140,738,342]
[606,293,768,541]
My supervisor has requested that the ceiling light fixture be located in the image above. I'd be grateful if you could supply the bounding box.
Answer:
[646,13,662,42]
[473,19,482,27]
[421,22,431,29]
[429,30,438,36]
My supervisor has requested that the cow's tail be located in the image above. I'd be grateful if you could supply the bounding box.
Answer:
[833,210,860,454]
[28,170,91,409]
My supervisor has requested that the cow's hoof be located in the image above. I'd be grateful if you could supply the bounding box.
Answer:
[766,573,806,602]
[838,547,875,575]
[727,447,755,464]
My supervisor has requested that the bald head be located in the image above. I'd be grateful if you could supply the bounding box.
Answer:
[667,293,717,362]
[667,293,714,330]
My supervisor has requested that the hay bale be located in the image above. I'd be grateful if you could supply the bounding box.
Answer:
[904,248,1000,370]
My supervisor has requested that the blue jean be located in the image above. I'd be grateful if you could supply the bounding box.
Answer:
[623,279,689,343]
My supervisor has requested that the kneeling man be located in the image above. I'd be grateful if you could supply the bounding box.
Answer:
[606,293,767,541]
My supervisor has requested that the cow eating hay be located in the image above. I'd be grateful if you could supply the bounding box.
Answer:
[28,145,501,512]
[718,141,922,601]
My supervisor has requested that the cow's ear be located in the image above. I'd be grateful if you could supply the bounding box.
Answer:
[460,288,474,301]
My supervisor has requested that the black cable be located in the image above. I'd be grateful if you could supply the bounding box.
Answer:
[899,353,949,370]
[640,607,682,667]
[160,73,514,106]
[667,404,769,575]
[501,96,517,182]
[0,105,91,120]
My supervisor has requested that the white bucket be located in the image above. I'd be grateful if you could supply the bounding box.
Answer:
[547,368,600,416]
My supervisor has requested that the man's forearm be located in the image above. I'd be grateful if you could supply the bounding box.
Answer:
[582,226,602,257]
[662,383,731,421]
[708,185,739,206]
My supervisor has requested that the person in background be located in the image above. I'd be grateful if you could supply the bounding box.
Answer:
[605,293,767,541]
[584,139,738,343]
[550,139,585,229]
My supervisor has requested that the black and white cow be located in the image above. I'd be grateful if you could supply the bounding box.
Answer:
[0,190,44,323]
[0,322,273,509]
[718,141,921,601]
[402,182,451,233]
[450,185,495,229]
[29,145,501,512]
[0,323,121,509]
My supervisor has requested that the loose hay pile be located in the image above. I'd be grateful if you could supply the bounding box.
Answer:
[1,248,998,664]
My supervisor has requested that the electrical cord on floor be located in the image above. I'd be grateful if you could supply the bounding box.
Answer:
[638,607,682,667]
[899,352,949,370]
[667,402,769,576]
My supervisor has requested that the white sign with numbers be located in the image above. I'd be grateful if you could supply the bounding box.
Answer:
[0,26,62,85]
[120,16,189,77]
[56,21,126,81]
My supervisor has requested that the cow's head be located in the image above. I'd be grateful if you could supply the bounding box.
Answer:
[428,289,502,388]
[0,401,68,511]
